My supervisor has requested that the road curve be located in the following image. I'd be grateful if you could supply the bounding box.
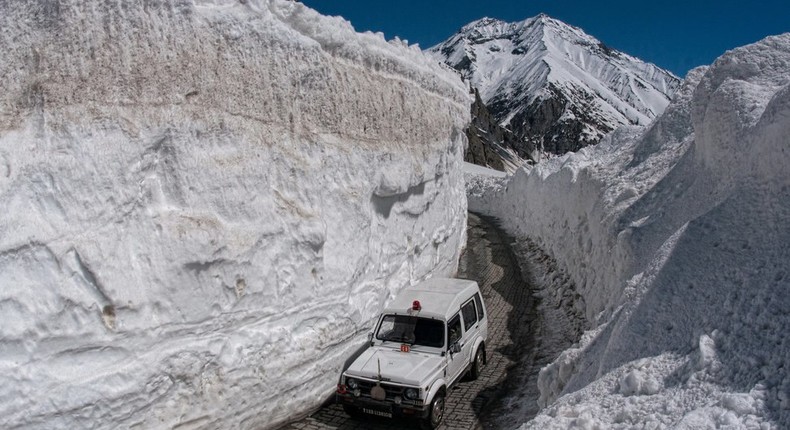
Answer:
[281,213,539,430]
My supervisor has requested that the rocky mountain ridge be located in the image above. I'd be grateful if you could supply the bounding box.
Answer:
[428,15,681,157]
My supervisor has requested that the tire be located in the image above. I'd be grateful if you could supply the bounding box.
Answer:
[470,346,486,380]
[342,404,361,418]
[421,391,446,429]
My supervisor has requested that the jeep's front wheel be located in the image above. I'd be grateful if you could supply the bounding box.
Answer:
[422,391,445,429]
[470,346,486,380]
[342,404,361,418]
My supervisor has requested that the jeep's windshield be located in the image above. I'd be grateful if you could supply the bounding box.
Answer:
[376,315,444,348]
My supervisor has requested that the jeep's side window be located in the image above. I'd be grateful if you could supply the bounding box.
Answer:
[447,314,462,347]
[474,293,485,320]
[461,299,477,329]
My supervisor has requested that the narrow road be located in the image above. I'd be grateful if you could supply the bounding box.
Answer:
[283,213,539,430]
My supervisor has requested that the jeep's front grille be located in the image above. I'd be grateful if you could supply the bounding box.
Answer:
[358,380,400,399]
[354,380,421,405]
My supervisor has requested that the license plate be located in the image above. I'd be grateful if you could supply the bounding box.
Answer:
[362,408,392,418]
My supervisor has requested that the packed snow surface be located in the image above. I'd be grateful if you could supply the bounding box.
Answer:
[469,34,790,428]
[0,1,470,428]
[463,161,508,179]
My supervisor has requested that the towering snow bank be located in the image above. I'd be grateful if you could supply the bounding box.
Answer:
[470,34,790,428]
[0,1,469,428]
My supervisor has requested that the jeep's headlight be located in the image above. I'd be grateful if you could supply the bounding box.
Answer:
[346,378,358,390]
[404,388,418,400]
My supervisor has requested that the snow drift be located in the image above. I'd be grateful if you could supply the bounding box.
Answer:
[0,1,469,428]
[469,34,790,428]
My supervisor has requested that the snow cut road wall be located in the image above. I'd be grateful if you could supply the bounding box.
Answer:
[470,34,790,428]
[0,1,469,428]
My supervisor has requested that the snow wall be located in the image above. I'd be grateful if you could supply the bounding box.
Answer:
[470,34,790,427]
[0,1,470,428]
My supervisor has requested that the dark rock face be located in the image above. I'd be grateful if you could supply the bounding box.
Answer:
[464,89,533,171]
[497,84,616,154]
[465,128,504,171]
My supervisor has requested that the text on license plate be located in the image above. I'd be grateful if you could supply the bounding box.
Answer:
[362,408,392,418]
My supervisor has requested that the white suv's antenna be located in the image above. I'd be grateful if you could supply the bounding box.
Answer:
[370,358,387,401]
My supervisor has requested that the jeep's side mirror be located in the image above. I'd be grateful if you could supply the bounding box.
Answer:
[367,332,374,345]
[450,343,462,354]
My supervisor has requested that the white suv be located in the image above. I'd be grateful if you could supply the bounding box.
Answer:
[336,278,488,429]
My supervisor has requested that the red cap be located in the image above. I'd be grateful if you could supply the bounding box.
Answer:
[412,300,421,311]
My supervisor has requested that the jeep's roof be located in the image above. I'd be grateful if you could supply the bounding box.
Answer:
[382,278,480,320]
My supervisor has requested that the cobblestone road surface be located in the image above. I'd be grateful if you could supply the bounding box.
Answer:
[281,213,538,430]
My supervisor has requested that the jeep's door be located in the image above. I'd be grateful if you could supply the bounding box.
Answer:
[473,292,489,340]
[446,313,466,384]
[460,297,480,362]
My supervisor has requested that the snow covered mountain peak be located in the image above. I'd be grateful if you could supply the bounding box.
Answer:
[428,15,682,154]
[457,13,559,39]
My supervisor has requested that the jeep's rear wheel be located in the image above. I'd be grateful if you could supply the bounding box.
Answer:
[470,346,486,380]
[421,392,445,429]
[342,404,361,418]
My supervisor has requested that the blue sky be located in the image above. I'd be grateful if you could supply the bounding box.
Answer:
[299,0,790,77]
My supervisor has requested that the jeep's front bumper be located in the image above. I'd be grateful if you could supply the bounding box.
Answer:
[335,392,430,419]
